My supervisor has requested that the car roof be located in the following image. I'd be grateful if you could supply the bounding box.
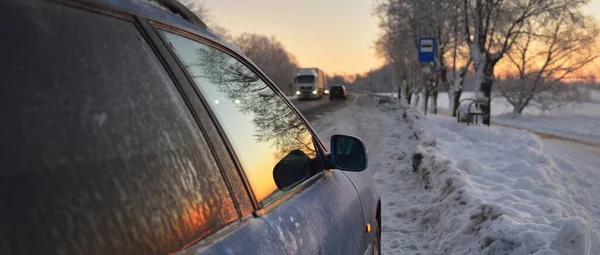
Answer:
[95,0,245,56]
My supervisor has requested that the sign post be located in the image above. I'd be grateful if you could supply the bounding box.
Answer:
[418,37,435,63]
[418,37,436,115]
[418,37,435,75]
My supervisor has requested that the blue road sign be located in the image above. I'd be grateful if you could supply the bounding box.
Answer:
[418,37,435,63]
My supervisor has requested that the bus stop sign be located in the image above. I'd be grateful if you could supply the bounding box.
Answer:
[418,37,435,63]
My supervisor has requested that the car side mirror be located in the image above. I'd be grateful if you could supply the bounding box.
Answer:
[273,149,311,191]
[330,134,368,171]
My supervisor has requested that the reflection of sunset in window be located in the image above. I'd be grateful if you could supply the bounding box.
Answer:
[162,31,318,206]
[243,131,315,202]
[176,191,236,248]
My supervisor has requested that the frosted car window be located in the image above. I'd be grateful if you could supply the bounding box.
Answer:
[162,32,319,206]
[0,1,237,254]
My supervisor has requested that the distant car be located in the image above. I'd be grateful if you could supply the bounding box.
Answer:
[0,1,381,255]
[329,84,348,100]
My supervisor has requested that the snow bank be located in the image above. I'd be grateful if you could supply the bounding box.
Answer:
[308,95,600,254]
[494,114,600,146]
[375,90,600,117]
[391,102,600,254]
[589,90,600,103]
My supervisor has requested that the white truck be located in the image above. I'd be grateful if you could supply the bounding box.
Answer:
[295,68,327,100]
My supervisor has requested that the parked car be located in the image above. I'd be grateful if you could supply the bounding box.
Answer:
[329,84,348,100]
[0,1,381,255]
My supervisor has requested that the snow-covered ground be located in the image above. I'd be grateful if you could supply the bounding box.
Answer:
[374,91,600,146]
[494,114,600,146]
[416,114,600,254]
[492,96,600,146]
[311,94,600,254]
[374,91,521,115]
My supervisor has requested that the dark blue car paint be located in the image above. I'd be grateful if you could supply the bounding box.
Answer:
[102,0,245,55]
[342,170,380,248]
[190,218,287,255]
[93,0,380,253]
[261,170,364,254]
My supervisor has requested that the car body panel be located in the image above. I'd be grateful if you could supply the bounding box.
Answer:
[191,218,287,255]
[342,170,380,249]
[261,170,365,255]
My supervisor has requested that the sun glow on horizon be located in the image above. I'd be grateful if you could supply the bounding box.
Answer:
[202,0,382,75]
[201,0,600,79]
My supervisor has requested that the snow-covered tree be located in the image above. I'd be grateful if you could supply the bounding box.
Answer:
[179,2,298,95]
[497,11,599,114]
[178,0,231,40]
[375,0,471,114]
[179,0,208,20]
[233,33,299,95]
[375,0,428,106]
[463,0,588,124]
[445,2,472,117]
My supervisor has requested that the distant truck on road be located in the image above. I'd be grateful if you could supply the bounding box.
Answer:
[295,68,327,100]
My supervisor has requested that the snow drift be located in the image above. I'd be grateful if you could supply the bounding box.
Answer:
[390,100,600,254]
[307,94,599,254]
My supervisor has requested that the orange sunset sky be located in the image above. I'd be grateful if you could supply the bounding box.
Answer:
[203,0,600,77]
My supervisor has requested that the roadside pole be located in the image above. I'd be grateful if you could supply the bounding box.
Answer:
[418,37,436,115]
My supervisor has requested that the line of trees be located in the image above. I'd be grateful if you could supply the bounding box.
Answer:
[375,0,599,120]
[182,1,299,96]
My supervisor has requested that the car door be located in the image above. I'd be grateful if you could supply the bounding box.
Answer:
[157,28,367,255]
[0,1,281,254]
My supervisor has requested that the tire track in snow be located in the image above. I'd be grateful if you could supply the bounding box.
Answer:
[308,95,429,254]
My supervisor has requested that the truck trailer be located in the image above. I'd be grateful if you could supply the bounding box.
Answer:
[295,68,327,100]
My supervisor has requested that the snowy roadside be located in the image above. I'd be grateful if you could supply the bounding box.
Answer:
[309,94,395,166]
[374,91,600,146]
[493,114,600,147]
[402,106,600,254]
[311,95,600,254]
[309,95,430,253]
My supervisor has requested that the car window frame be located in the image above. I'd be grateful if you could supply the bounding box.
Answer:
[134,15,260,252]
[150,21,331,214]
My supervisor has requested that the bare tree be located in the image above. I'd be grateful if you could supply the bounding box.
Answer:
[179,2,298,96]
[179,0,209,20]
[498,12,599,114]
[328,75,347,85]
[445,2,472,116]
[376,0,471,113]
[428,0,460,115]
[208,25,233,41]
[233,33,299,96]
[463,0,588,124]
[192,44,316,159]
[179,1,233,41]
[375,0,429,106]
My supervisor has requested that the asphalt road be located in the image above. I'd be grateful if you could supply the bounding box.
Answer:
[292,94,358,121]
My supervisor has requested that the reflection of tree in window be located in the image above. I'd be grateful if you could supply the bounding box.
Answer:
[189,45,316,159]
[162,32,320,203]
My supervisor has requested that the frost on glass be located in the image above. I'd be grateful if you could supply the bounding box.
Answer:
[163,32,318,205]
[0,2,237,254]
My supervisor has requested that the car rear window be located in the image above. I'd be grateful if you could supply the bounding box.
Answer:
[331,86,344,92]
[0,1,237,254]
